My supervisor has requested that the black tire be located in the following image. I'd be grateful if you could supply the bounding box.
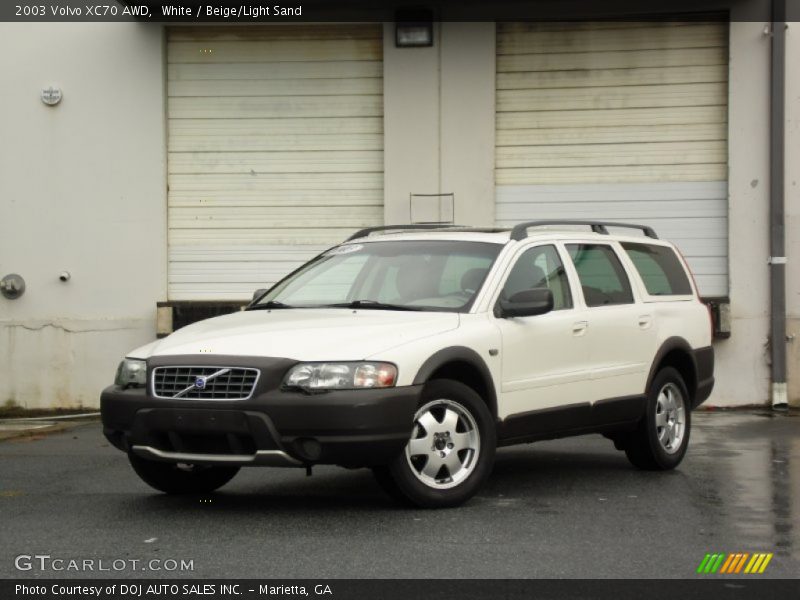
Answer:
[128,453,240,494]
[374,379,496,508]
[624,367,691,471]
[370,465,414,506]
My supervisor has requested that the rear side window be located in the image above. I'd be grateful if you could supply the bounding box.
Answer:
[566,244,633,307]
[621,242,693,296]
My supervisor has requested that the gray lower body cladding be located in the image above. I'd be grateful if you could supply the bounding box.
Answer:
[101,354,422,468]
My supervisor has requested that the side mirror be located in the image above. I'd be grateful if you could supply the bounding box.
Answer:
[252,288,268,303]
[497,288,554,318]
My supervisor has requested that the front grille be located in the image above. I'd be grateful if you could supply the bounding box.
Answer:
[152,366,260,400]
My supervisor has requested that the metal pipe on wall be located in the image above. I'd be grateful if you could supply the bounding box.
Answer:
[769,0,788,409]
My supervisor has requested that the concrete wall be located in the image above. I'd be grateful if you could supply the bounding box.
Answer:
[383,22,441,223]
[0,23,166,409]
[440,22,496,226]
[713,18,773,406]
[786,21,800,407]
[383,22,495,225]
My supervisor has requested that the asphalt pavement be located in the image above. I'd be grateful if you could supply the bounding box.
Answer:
[0,411,798,579]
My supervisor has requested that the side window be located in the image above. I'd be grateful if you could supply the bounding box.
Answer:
[501,245,573,310]
[566,244,634,307]
[621,242,693,296]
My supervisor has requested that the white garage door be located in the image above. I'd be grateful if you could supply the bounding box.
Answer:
[495,21,729,297]
[167,25,384,301]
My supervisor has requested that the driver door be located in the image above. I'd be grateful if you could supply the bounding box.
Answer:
[493,244,592,420]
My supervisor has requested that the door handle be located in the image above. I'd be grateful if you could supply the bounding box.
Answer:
[572,320,588,335]
[638,315,653,328]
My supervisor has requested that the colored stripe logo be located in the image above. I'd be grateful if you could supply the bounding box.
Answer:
[696,552,773,574]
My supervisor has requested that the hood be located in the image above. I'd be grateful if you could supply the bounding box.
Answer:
[140,309,460,361]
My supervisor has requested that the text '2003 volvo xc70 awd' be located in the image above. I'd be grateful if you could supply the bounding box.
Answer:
[101,220,714,508]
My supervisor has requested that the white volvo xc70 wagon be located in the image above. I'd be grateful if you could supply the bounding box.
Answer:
[102,221,714,508]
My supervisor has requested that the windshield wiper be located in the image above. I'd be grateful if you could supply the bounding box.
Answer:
[247,300,294,310]
[324,300,423,311]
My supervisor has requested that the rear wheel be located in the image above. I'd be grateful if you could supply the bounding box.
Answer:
[128,453,240,494]
[373,379,496,508]
[624,367,691,470]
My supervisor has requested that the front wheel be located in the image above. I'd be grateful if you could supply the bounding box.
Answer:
[374,379,496,508]
[128,453,240,494]
[624,367,691,470]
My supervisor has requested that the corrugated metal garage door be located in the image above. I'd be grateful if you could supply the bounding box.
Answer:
[167,25,384,300]
[495,21,729,297]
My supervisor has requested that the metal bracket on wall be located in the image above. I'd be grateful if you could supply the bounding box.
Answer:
[410,193,455,225]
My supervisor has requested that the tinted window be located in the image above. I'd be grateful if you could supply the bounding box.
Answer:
[501,245,572,310]
[566,244,634,307]
[621,242,693,296]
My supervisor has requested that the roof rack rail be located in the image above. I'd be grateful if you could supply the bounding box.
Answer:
[510,220,658,241]
[346,223,464,241]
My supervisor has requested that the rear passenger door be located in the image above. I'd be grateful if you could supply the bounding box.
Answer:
[564,242,656,402]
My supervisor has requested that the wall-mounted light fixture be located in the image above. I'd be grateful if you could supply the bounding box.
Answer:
[395,9,434,47]
[0,274,25,300]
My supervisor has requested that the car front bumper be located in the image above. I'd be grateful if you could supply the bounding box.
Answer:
[101,355,421,468]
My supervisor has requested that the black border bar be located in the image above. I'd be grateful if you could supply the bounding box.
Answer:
[4,579,800,600]
[3,0,800,22]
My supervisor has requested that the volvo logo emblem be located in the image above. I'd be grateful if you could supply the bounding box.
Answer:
[171,367,230,399]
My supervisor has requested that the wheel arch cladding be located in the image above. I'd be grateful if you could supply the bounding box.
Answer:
[412,347,498,419]
[647,338,698,404]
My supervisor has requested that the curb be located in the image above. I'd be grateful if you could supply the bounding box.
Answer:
[0,419,97,442]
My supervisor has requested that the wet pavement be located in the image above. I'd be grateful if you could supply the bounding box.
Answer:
[0,410,797,579]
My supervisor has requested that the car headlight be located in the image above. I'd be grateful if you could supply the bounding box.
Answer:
[115,358,147,389]
[284,362,397,390]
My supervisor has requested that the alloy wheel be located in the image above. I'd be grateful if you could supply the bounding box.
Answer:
[405,399,481,490]
[655,382,686,454]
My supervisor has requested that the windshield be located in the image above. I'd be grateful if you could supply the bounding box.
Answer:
[252,240,502,312]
